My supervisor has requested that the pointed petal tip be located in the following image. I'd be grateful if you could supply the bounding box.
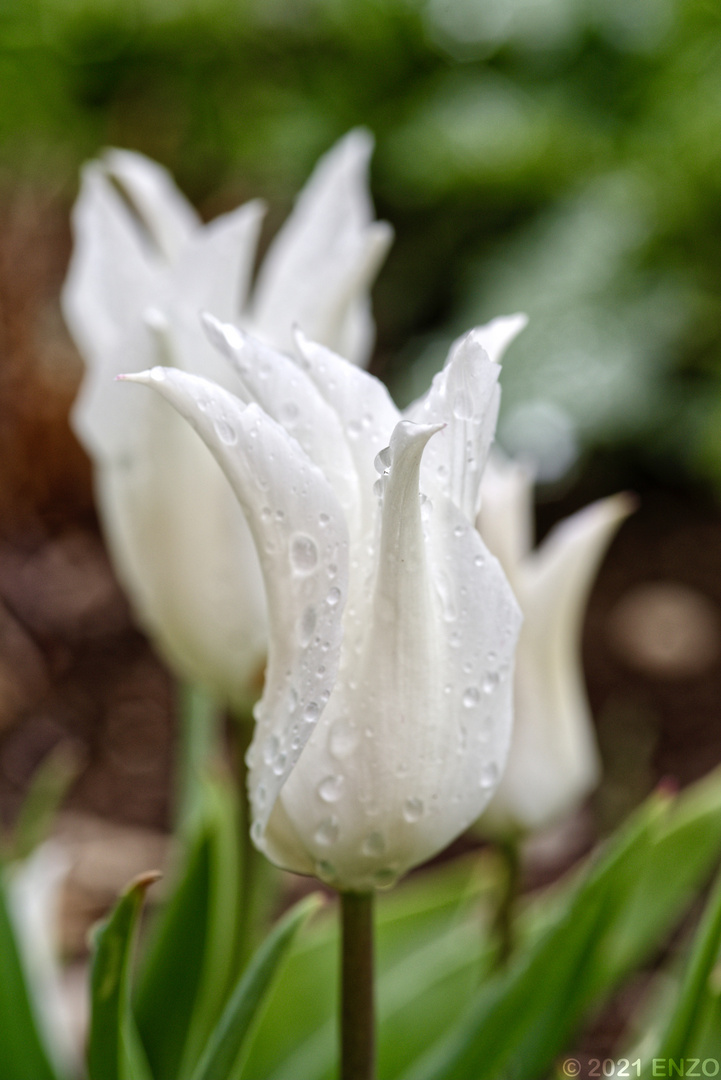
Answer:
[200,310,248,357]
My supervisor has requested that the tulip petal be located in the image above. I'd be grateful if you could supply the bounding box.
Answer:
[62,166,161,462]
[485,493,633,832]
[276,420,522,890]
[201,315,361,528]
[250,130,392,364]
[102,148,199,261]
[293,331,400,522]
[408,330,501,521]
[470,312,528,365]
[170,201,265,322]
[121,368,350,855]
[476,450,536,589]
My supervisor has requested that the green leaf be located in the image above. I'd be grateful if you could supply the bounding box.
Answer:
[192,893,323,1080]
[87,871,160,1080]
[11,743,83,862]
[644,867,721,1073]
[0,869,63,1080]
[134,768,241,1080]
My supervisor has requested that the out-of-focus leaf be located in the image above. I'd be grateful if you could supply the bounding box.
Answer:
[87,871,160,1080]
[11,742,83,862]
[191,893,323,1080]
[134,768,241,1080]
[404,769,721,1080]
[642,867,721,1075]
[0,868,63,1080]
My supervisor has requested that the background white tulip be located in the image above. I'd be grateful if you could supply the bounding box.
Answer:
[124,319,522,892]
[63,132,392,710]
[477,450,633,835]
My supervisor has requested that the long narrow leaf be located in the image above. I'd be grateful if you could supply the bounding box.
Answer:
[192,894,323,1080]
[87,871,160,1080]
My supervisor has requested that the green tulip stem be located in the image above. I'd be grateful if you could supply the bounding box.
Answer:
[176,682,224,831]
[492,836,522,969]
[340,890,376,1080]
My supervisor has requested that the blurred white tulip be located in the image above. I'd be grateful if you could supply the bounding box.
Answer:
[123,317,521,892]
[477,449,633,834]
[6,843,81,1077]
[63,132,392,710]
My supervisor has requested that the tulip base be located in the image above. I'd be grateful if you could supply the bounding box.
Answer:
[340,891,375,1080]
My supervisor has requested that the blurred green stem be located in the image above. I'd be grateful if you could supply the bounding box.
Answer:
[176,682,224,832]
[340,891,376,1080]
[492,836,521,969]
[230,709,279,969]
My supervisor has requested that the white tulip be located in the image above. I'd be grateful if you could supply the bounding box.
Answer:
[63,132,392,710]
[123,319,522,892]
[477,449,633,834]
[6,843,80,1077]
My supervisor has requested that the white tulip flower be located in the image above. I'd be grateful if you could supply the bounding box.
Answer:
[63,132,392,710]
[123,319,522,892]
[477,449,633,835]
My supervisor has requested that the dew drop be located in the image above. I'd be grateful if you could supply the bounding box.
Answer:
[347,419,361,439]
[303,701,320,724]
[450,630,462,649]
[288,687,298,712]
[452,391,474,420]
[403,797,424,823]
[330,720,359,758]
[487,651,497,664]
[257,783,267,807]
[374,446,392,474]
[453,524,465,538]
[463,686,481,709]
[298,606,317,647]
[272,751,287,777]
[480,763,499,789]
[290,534,319,574]
[362,832,386,856]
[328,563,338,579]
[374,867,398,889]
[474,554,485,568]
[261,506,272,523]
[318,775,344,802]
[251,821,263,842]
[262,734,280,766]
[280,401,299,424]
[214,418,238,445]
[314,817,339,846]
[315,859,336,882]
[482,672,499,694]
[318,512,330,527]
[326,586,341,607]
[373,478,385,499]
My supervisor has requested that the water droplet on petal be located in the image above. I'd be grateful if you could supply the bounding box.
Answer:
[373,867,398,889]
[330,719,359,758]
[298,606,317,647]
[272,751,287,776]
[319,512,330,527]
[303,701,320,723]
[214,418,237,445]
[290,534,319,574]
[347,419,361,439]
[480,762,499,789]
[326,586,341,607]
[315,859,336,882]
[362,832,386,856]
[403,797,424,823]
[483,672,499,694]
[474,553,484,567]
[280,401,299,424]
[251,821,263,842]
[257,783,267,807]
[374,447,392,474]
[314,817,339,846]
[452,391,474,420]
[463,687,481,708]
[453,525,464,538]
[262,735,280,765]
[318,774,344,802]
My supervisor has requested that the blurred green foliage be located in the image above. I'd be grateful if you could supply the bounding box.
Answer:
[4,0,721,485]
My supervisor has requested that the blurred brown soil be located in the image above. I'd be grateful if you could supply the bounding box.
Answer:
[2,195,721,1055]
